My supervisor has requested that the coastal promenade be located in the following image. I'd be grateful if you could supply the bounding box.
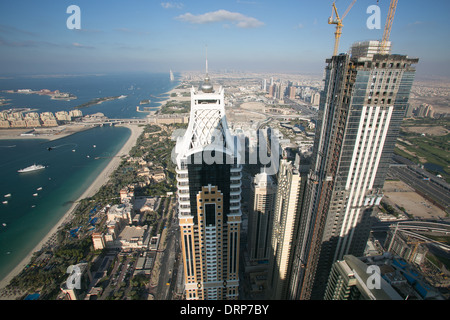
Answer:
[0,123,144,297]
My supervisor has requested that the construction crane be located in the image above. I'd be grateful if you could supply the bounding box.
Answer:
[328,0,357,56]
[380,0,399,53]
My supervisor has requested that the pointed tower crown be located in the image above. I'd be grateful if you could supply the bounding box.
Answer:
[200,47,214,93]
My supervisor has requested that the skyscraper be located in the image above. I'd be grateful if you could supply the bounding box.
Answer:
[248,168,277,263]
[288,41,419,300]
[323,254,403,300]
[174,60,242,300]
[267,157,304,300]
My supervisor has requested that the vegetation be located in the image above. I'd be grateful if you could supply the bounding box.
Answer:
[159,100,190,114]
[395,117,450,183]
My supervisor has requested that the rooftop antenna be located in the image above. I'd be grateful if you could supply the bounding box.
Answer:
[205,45,209,76]
[200,45,213,93]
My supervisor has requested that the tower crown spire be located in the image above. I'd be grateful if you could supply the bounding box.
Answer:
[200,46,214,93]
[206,46,208,76]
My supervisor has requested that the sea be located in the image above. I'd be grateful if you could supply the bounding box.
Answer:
[0,72,179,282]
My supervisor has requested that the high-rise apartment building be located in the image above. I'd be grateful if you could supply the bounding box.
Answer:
[267,157,304,300]
[175,64,242,300]
[324,254,444,300]
[248,169,277,263]
[324,254,402,300]
[288,41,418,300]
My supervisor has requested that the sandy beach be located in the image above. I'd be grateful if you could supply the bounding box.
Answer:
[0,123,144,296]
[0,124,93,141]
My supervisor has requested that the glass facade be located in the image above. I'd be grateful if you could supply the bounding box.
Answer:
[290,52,418,300]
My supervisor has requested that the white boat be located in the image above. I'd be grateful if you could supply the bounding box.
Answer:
[18,164,45,173]
[118,95,127,99]
[37,187,42,191]
[2,201,7,204]
[2,223,6,227]
[33,193,38,197]
[4,194,11,198]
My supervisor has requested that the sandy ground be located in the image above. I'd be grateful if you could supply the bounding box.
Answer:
[402,126,449,136]
[383,180,447,220]
[0,124,144,296]
[0,124,93,141]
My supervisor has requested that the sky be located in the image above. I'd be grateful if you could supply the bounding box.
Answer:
[0,0,449,78]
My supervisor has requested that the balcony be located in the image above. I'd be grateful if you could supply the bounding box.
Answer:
[177,181,190,190]
[230,172,242,179]
[230,164,242,173]
[230,188,241,196]
[177,174,189,182]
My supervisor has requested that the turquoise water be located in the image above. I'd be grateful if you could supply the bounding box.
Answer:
[0,126,130,280]
[0,72,179,282]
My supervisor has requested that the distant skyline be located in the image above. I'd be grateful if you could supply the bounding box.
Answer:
[0,0,449,78]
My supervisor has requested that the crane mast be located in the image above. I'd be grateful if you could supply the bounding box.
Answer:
[380,0,399,53]
[328,0,357,56]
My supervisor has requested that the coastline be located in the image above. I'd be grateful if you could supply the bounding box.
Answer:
[0,123,144,296]
[0,124,94,142]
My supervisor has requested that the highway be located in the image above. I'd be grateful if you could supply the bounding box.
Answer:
[388,165,450,213]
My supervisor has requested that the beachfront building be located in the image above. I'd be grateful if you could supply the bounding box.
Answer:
[175,60,242,300]
[92,189,153,251]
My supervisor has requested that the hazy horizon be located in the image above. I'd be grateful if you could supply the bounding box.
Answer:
[1,1,449,79]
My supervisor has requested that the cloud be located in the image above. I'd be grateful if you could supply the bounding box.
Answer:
[407,21,425,27]
[0,36,58,48]
[161,2,184,9]
[72,42,94,49]
[236,0,260,4]
[0,24,37,37]
[114,28,151,36]
[175,9,264,28]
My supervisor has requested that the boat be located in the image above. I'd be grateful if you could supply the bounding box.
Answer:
[18,164,45,173]
[2,201,7,204]
[4,194,11,198]
[37,187,42,191]
[33,193,38,197]
[118,95,127,99]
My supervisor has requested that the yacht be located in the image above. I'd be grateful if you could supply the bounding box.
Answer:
[18,164,45,173]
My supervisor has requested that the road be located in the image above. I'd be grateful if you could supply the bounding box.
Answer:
[388,166,450,212]
[149,197,181,300]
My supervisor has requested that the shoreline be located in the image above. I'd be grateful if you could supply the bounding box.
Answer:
[0,123,144,296]
[0,124,94,142]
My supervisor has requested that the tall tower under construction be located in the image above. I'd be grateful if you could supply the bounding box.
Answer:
[175,61,242,300]
[288,41,418,300]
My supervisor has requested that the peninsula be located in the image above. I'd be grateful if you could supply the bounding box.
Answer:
[74,95,126,109]
[3,89,77,101]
